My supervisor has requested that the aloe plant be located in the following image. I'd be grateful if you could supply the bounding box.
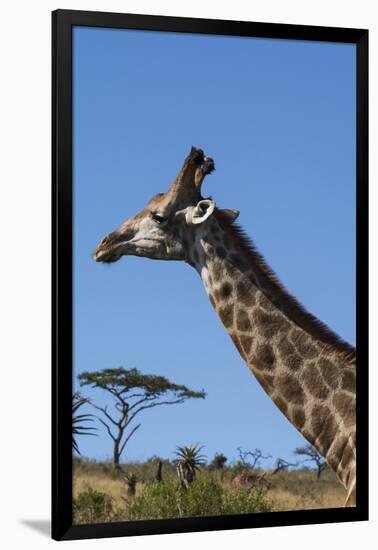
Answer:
[72,392,97,454]
[174,445,206,489]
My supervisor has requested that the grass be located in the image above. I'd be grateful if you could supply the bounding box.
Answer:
[73,458,347,524]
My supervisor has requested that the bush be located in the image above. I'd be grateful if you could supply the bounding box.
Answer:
[73,487,113,524]
[126,476,271,520]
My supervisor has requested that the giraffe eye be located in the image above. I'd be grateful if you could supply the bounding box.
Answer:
[151,213,168,224]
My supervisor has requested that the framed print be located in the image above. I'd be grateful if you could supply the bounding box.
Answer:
[52,9,368,541]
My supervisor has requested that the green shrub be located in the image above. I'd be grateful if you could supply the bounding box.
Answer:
[73,487,113,524]
[126,476,271,520]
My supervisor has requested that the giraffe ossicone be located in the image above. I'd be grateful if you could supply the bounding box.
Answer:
[95,146,356,506]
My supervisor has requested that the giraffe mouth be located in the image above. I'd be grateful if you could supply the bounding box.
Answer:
[94,238,164,263]
[94,246,122,263]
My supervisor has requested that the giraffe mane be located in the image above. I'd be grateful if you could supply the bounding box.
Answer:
[215,209,356,363]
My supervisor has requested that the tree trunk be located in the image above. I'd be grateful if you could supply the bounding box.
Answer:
[113,439,121,468]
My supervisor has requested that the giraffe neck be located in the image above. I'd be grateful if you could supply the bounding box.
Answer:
[186,216,356,489]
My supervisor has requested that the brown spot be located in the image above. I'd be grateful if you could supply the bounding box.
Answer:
[236,309,251,332]
[327,435,348,466]
[236,280,256,307]
[317,415,338,455]
[218,304,234,328]
[213,289,220,301]
[253,344,275,371]
[333,392,355,429]
[258,293,274,312]
[292,407,306,428]
[278,338,295,357]
[216,245,226,259]
[211,261,223,282]
[340,443,354,469]
[290,329,318,359]
[277,373,305,405]
[258,373,274,393]
[220,282,232,299]
[274,396,288,415]
[318,358,340,389]
[230,333,245,358]
[342,368,356,393]
[310,404,330,437]
[239,335,253,356]
[209,294,216,308]
[254,308,288,338]
[302,363,330,399]
[278,338,302,370]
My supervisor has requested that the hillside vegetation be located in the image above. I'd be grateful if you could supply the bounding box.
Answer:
[73,457,346,524]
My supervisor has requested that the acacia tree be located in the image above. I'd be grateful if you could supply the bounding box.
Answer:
[237,447,272,470]
[294,445,328,479]
[78,368,206,467]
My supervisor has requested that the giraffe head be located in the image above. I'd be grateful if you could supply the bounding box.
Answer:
[94,147,238,264]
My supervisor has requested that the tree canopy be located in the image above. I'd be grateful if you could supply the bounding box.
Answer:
[78,367,206,466]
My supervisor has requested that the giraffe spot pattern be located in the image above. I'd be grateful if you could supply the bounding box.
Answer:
[342,368,356,393]
[302,363,330,399]
[258,373,274,393]
[277,373,305,405]
[274,396,288,415]
[236,280,256,307]
[239,335,253,356]
[211,262,223,283]
[327,435,348,468]
[230,333,245,358]
[310,404,330,437]
[318,357,340,389]
[292,407,306,429]
[258,293,275,312]
[218,304,234,328]
[340,442,354,470]
[255,308,288,338]
[252,344,275,371]
[290,329,318,359]
[333,392,355,429]
[278,338,302,370]
[236,309,251,332]
[220,282,233,299]
[317,414,338,455]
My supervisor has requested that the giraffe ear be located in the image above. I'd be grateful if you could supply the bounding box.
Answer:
[219,208,240,222]
[186,199,216,225]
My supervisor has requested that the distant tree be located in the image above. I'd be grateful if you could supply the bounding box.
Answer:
[174,445,206,489]
[272,458,298,475]
[237,447,272,470]
[294,445,328,479]
[72,392,97,455]
[78,367,206,467]
[209,452,228,470]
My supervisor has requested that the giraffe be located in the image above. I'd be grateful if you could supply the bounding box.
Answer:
[95,147,356,506]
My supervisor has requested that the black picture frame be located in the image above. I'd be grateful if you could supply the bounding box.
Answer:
[52,8,369,541]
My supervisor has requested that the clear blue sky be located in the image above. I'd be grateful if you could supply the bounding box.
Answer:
[73,27,356,467]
